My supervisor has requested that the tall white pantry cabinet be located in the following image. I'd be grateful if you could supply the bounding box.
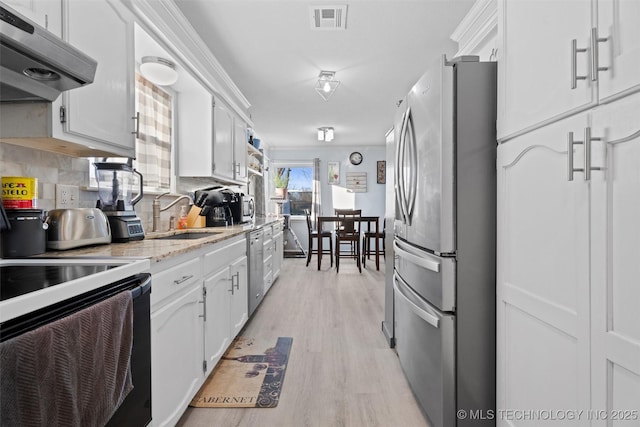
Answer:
[496,0,640,425]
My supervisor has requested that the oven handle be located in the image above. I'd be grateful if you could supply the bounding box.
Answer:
[393,271,440,328]
[130,274,151,299]
[393,240,440,273]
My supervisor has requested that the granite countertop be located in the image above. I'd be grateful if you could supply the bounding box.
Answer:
[42,216,283,264]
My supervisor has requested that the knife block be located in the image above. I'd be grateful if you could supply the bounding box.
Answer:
[186,205,206,228]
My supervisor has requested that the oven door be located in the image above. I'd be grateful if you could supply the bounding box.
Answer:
[394,270,455,427]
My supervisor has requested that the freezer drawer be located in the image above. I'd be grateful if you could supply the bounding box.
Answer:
[394,271,455,427]
[394,238,456,312]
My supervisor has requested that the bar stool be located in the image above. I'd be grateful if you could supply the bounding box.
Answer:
[304,209,332,269]
[362,218,383,270]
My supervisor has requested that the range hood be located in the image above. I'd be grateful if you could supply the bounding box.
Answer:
[0,3,97,102]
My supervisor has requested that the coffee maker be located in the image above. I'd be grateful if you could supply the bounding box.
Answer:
[194,187,237,227]
[94,160,145,242]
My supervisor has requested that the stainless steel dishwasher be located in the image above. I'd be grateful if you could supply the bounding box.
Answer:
[248,229,264,316]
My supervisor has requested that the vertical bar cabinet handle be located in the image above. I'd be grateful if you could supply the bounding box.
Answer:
[590,27,609,81]
[583,127,603,181]
[132,112,140,137]
[567,131,584,181]
[571,39,588,89]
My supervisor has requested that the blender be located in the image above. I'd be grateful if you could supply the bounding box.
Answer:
[94,160,145,242]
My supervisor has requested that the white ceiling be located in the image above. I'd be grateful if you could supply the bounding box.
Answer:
[173,0,476,149]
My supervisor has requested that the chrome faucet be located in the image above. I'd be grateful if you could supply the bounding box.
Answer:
[152,192,192,232]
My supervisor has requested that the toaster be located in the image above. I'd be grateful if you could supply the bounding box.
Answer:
[46,208,112,250]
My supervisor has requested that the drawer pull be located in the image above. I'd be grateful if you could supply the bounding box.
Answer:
[173,274,194,285]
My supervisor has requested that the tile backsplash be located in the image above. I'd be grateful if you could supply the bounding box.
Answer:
[0,142,193,232]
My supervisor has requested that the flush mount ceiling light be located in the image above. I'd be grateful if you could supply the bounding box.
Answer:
[140,56,178,86]
[318,127,334,142]
[315,71,340,101]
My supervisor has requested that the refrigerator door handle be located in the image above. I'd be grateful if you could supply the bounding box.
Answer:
[404,111,417,223]
[393,239,440,273]
[396,108,410,224]
[394,271,440,328]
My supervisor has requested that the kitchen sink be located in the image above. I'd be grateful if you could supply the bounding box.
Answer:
[150,232,222,241]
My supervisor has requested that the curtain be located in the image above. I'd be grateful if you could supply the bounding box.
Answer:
[135,74,172,189]
[311,157,321,229]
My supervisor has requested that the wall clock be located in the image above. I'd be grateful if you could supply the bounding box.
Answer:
[349,151,363,165]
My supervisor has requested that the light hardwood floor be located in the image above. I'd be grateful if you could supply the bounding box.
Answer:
[177,257,429,427]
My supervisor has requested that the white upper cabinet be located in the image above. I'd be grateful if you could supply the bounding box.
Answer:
[60,0,136,157]
[596,0,640,102]
[498,0,640,141]
[498,0,594,139]
[177,93,249,183]
[233,116,248,183]
[212,97,236,181]
[177,87,214,177]
[3,0,62,36]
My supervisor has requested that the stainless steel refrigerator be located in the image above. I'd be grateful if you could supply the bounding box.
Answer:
[392,55,496,427]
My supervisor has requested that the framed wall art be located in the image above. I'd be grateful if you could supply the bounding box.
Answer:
[328,161,340,185]
[377,161,386,184]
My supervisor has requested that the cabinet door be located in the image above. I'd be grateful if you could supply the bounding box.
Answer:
[234,117,248,182]
[151,284,203,427]
[496,113,591,425]
[596,0,640,102]
[272,232,283,280]
[203,267,231,377]
[62,0,135,157]
[178,89,213,177]
[591,93,640,421]
[498,0,595,139]
[3,0,62,36]
[229,255,248,337]
[213,98,235,180]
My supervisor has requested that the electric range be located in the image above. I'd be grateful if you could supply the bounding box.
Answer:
[0,257,150,322]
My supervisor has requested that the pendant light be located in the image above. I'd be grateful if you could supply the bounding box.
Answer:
[315,71,340,101]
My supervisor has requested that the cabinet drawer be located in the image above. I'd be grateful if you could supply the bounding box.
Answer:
[202,236,246,277]
[263,226,273,240]
[272,222,283,234]
[152,257,201,308]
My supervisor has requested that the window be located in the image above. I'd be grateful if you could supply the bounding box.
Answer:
[134,74,173,191]
[88,75,174,192]
[274,164,313,216]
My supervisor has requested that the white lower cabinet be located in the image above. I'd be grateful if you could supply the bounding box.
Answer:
[590,93,640,423]
[151,234,248,426]
[202,236,247,377]
[497,92,640,423]
[272,222,283,281]
[497,113,591,424]
[203,267,231,378]
[229,255,248,337]
[151,283,203,427]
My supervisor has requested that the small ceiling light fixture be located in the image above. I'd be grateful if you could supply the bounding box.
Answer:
[318,127,334,142]
[315,71,340,101]
[140,56,178,86]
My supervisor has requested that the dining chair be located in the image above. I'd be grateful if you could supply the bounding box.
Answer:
[362,217,383,270]
[334,209,362,273]
[304,209,333,269]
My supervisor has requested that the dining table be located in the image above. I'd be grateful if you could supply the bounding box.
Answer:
[316,215,381,271]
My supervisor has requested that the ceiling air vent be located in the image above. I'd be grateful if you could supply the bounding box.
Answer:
[310,5,348,30]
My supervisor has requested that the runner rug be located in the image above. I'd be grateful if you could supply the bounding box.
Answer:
[189,337,293,408]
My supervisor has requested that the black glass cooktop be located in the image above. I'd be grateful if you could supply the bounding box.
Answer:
[0,264,119,301]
